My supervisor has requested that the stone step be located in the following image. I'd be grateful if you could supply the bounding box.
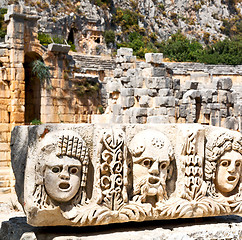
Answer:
[73,56,115,70]
[0,187,11,194]
[75,59,114,64]
[0,176,11,182]
[74,59,100,64]
[0,180,10,188]
[0,160,11,168]
[0,168,12,180]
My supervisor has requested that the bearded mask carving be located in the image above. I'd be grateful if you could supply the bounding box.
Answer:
[129,130,174,205]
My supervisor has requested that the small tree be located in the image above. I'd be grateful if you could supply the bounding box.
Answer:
[32,60,52,87]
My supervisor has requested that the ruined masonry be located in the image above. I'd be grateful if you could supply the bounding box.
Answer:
[97,48,242,129]
[0,4,242,194]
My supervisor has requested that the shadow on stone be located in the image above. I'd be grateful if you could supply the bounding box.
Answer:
[0,215,241,240]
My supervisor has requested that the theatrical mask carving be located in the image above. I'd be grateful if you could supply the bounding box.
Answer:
[34,132,89,208]
[44,154,82,202]
[129,130,174,205]
[215,151,241,193]
[205,132,242,197]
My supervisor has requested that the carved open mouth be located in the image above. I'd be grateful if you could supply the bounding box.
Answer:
[59,182,71,191]
[148,176,160,186]
[227,176,236,182]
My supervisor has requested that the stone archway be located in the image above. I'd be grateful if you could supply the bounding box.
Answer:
[24,52,42,124]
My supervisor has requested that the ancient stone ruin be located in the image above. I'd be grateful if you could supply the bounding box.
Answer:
[0,2,240,238]
[11,123,242,226]
[0,4,241,199]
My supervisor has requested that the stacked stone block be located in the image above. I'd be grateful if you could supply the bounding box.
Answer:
[101,48,242,132]
[104,49,180,124]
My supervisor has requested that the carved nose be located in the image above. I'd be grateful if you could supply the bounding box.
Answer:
[59,169,70,180]
[148,160,159,175]
[228,163,236,173]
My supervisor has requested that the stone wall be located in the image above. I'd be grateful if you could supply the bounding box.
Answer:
[0,5,114,194]
[94,48,242,133]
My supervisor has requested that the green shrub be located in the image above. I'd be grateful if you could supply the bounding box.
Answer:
[94,0,112,8]
[0,8,7,15]
[0,30,6,38]
[130,0,138,9]
[128,32,145,58]
[74,78,100,96]
[160,32,203,62]
[194,4,201,11]
[52,36,64,44]
[149,32,158,41]
[30,119,42,125]
[159,32,242,65]
[170,12,177,19]
[116,32,158,59]
[67,40,76,52]
[38,32,70,47]
[200,38,242,65]
[0,8,7,39]
[113,8,139,31]
[98,105,105,114]
[158,4,165,10]
[104,30,115,45]
[221,18,242,38]
[38,32,52,46]
[203,32,210,44]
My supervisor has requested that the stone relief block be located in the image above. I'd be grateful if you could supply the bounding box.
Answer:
[11,124,242,227]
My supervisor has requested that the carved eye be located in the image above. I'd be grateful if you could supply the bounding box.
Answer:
[221,160,229,167]
[160,163,168,170]
[52,167,60,173]
[70,167,79,174]
[235,161,241,167]
[141,159,152,168]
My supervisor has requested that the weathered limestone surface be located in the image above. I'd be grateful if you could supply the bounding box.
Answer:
[11,123,242,227]
[48,43,71,53]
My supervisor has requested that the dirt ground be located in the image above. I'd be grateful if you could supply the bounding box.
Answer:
[0,193,25,227]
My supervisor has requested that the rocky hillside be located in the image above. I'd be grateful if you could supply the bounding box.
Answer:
[0,0,241,51]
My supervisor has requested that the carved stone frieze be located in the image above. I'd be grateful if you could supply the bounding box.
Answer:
[11,124,242,226]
